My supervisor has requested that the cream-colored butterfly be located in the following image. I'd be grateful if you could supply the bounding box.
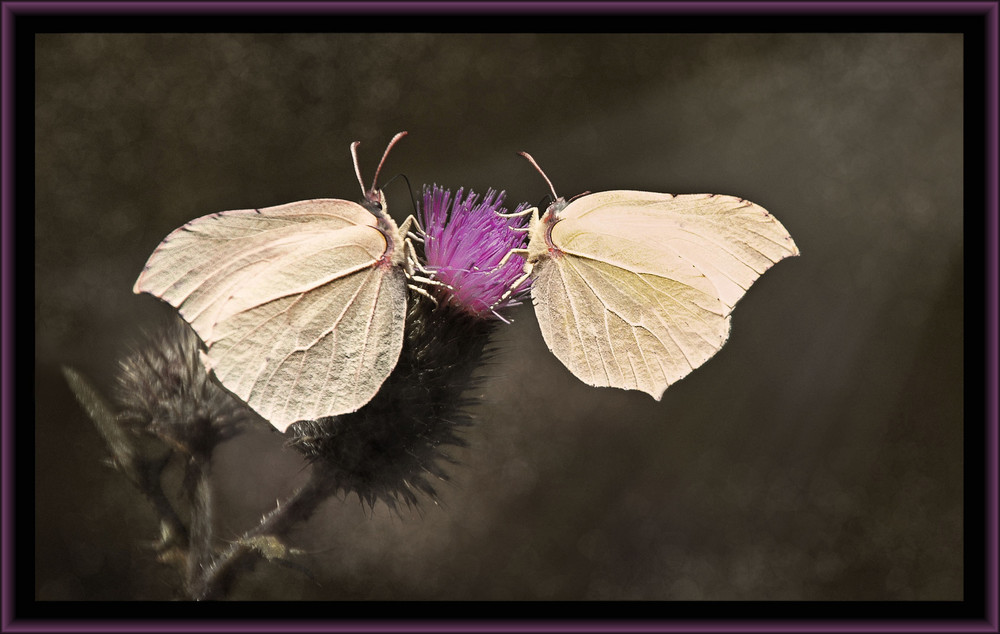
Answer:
[499,152,799,399]
[134,132,430,432]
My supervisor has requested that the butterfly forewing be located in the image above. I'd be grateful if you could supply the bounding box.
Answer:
[134,199,407,431]
[553,191,799,312]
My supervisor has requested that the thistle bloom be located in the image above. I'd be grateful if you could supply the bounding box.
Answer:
[420,185,531,320]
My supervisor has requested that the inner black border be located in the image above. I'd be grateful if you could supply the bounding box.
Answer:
[12,4,991,628]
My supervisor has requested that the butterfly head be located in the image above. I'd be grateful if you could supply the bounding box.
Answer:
[362,187,388,216]
[543,198,569,223]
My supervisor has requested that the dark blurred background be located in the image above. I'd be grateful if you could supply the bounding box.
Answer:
[35,31,964,601]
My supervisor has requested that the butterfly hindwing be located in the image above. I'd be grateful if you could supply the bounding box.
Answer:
[531,250,730,399]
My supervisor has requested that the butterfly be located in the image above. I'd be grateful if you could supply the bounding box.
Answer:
[133,132,429,432]
[498,151,799,399]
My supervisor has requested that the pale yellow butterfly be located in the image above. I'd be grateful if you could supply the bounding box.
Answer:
[499,152,800,399]
[133,132,426,432]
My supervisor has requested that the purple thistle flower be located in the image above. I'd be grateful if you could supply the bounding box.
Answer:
[420,185,531,320]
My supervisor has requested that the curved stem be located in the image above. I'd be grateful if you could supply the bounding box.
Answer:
[189,469,333,600]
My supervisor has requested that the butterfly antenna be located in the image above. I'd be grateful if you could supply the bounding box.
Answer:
[372,131,409,191]
[384,172,419,218]
[518,151,559,201]
[350,140,367,198]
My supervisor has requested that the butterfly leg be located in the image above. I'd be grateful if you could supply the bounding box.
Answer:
[397,214,439,279]
[401,234,442,284]
[398,214,427,242]
[490,261,534,309]
[407,281,440,307]
[403,234,453,291]
[494,206,537,218]
[495,248,531,271]
[409,273,449,288]
[405,243,436,276]
[398,221,425,276]
[496,206,537,233]
[404,245,454,305]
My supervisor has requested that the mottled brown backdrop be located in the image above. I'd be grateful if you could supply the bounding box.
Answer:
[35,32,964,600]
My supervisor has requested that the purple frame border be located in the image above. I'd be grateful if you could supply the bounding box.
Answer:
[3,1,996,632]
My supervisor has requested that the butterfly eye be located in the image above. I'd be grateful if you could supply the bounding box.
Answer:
[363,189,388,215]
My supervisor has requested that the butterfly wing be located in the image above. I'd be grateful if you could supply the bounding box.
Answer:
[134,199,407,431]
[532,190,798,398]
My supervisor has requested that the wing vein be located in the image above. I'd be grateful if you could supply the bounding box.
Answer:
[243,268,376,413]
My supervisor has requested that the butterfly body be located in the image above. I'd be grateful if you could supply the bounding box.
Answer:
[363,190,407,271]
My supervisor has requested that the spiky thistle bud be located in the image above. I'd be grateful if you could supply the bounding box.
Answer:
[115,316,250,459]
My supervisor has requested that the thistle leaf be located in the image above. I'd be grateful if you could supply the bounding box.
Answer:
[62,365,140,482]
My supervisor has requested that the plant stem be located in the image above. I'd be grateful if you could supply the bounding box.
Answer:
[188,468,333,600]
[184,457,216,597]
